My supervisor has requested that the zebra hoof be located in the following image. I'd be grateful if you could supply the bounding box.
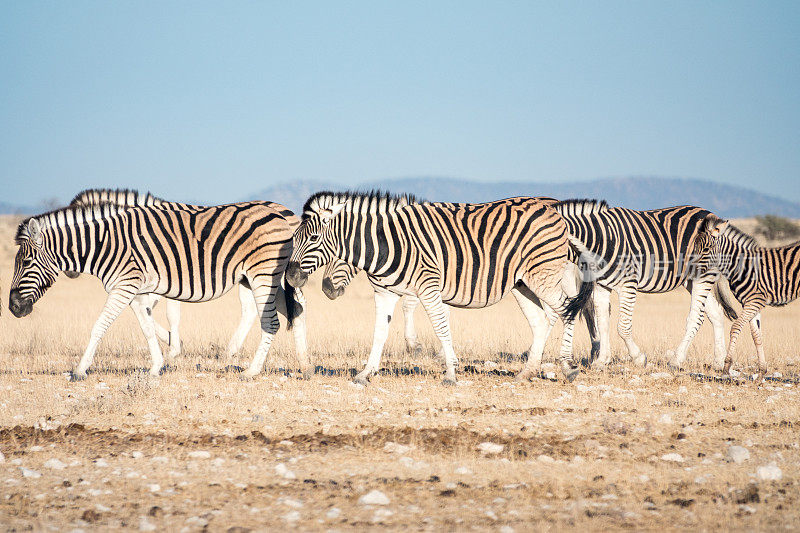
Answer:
[562,367,580,383]
[667,362,682,374]
[300,369,314,381]
[240,370,259,380]
[442,378,457,387]
[633,353,647,367]
[514,370,534,382]
[69,371,87,382]
[353,375,371,386]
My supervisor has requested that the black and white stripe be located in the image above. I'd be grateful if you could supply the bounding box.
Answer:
[287,191,593,384]
[9,201,308,379]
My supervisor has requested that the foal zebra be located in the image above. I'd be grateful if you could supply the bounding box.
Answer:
[9,201,308,379]
[67,188,300,362]
[554,199,728,369]
[286,192,593,384]
[708,225,800,374]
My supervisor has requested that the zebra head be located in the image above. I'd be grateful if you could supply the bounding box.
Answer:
[9,218,60,318]
[690,213,729,275]
[286,200,346,288]
[321,259,359,300]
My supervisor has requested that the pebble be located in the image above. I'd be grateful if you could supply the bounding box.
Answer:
[0,451,4,463]
[359,490,390,506]
[455,466,473,475]
[284,511,301,522]
[727,446,750,464]
[661,453,684,463]
[649,372,673,380]
[185,516,209,527]
[657,414,673,425]
[383,442,412,454]
[326,507,341,520]
[139,517,157,531]
[131,451,144,460]
[188,451,211,459]
[94,459,109,467]
[275,463,297,480]
[477,442,504,455]
[756,464,783,481]
[43,458,67,470]
[148,484,160,493]
[537,454,555,464]
[398,456,415,468]
[20,467,42,478]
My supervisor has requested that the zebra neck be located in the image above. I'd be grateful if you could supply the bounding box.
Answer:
[50,220,113,277]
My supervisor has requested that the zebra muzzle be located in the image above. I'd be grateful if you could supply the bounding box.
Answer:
[8,290,33,318]
[285,262,309,288]
[321,277,345,300]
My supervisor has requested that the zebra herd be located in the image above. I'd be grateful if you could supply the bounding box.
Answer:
[6,188,799,384]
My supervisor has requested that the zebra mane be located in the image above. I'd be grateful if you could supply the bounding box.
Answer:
[15,204,124,245]
[302,190,422,219]
[69,188,164,208]
[554,198,609,215]
[722,224,759,250]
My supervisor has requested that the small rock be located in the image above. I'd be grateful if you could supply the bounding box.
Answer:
[94,459,108,467]
[454,466,473,475]
[658,414,673,425]
[678,386,688,394]
[283,510,300,522]
[371,508,394,523]
[185,516,209,527]
[398,456,415,468]
[727,446,750,464]
[147,484,160,493]
[756,464,782,481]
[278,497,303,509]
[326,507,341,520]
[20,467,41,478]
[131,451,144,460]
[0,451,4,463]
[477,442,504,455]
[275,463,296,480]
[43,458,67,470]
[383,442,412,454]
[649,372,673,380]
[139,517,157,531]
[359,490,390,506]
[188,450,211,459]
[537,454,555,464]
[661,453,684,463]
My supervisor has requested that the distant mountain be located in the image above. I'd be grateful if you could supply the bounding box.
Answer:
[246,176,800,219]
[0,201,36,216]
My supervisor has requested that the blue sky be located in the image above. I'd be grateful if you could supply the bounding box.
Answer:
[1,1,798,206]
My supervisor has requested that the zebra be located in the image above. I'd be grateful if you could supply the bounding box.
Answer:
[8,201,309,380]
[66,188,301,362]
[286,191,594,384]
[553,199,729,370]
[706,225,800,375]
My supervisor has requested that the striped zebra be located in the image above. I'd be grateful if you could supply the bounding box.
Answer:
[286,191,593,384]
[708,226,800,375]
[67,188,301,362]
[9,201,308,379]
[553,199,728,369]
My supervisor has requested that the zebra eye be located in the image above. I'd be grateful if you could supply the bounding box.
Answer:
[308,234,321,243]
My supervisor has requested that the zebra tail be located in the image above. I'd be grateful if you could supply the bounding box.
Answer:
[283,280,296,330]
[714,277,739,321]
[564,278,594,323]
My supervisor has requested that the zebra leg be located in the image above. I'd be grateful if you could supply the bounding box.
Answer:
[722,302,763,375]
[354,289,401,385]
[164,298,181,359]
[275,284,312,378]
[415,285,458,385]
[750,312,766,375]
[242,281,281,378]
[531,284,580,382]
[225,282,258,361]
[704,291,728,371]
[591,285,613,367]
[670,277,714,370]
[149,296,171,345]
[129,295,166,376]
[511,285,554,382]
[73,285,140,380]
[401,296,423,354]
[615,281,646,367]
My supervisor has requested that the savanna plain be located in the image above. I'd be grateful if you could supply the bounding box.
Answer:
[0,215,798,531]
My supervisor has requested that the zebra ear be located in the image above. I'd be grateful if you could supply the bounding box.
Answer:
[320,202,345,224]
[701,214,728,237]
[28,219,43,246]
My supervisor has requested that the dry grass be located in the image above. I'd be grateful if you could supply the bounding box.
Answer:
[1,214,799,531]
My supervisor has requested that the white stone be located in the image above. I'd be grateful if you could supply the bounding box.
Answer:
[383,442,412,454]
[139,517,157,532]
[0,451,4,463]
[359,490,390,506]
[94,458,108,467]
[658,414,673,425]
[278,497,303,509]
[275,463,296,480]
[131,451,144,459]
[756,464,782,481]
[678,386,688,394]
[20,467,41,478]
[727,446,750,464]
[455,466,473,475]
[284,510,301,522]
[185,516,208,527]
[326,507,341,520]
[148,484,160,492]
[537,454,555,464]
[477,442,505,455]
[661,453,684,463]
[150,456,169,464]
[649,372,673,380]
[398,456,415,467]
[43,458,67,470]
[188,450,211,459]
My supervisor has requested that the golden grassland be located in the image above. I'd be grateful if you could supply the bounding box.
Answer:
[0,215,799,531]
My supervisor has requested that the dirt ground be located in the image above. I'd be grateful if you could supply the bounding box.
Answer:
[1,215,799,531]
